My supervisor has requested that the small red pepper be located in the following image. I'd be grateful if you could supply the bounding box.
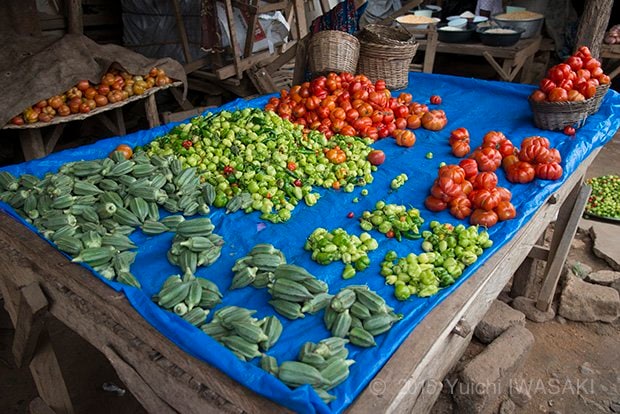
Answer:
[347,212,354,218]
[182,140,193,149]
[223,165,234,175]
[386,230,395,238]
[294,179,302,187]
[287,162,297,171]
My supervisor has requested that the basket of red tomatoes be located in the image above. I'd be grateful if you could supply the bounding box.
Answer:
[528,46,610,131]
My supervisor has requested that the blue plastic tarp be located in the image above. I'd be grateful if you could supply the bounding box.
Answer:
[2,72,620,413]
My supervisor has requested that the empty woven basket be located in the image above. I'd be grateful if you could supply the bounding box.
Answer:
[308,30,360,75]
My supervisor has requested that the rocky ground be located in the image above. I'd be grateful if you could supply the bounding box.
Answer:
[0,125,619,414]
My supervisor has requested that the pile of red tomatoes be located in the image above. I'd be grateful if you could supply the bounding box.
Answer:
[529,46,610,104]
[264,72,447,143]
[503,136,563,183]
[425,162,516,228]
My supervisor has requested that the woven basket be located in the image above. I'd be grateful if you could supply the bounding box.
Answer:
[588,83,610,115]
[357,39,418,90]
[358,24,415,46]
[529,97,594,130]
[308,31,360,76]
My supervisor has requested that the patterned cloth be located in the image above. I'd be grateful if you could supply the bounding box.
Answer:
[475,0,502,16]
[311,0,359,34]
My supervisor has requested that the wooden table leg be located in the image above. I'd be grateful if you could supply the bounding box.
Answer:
[29,397,56,414]
[12,283,48,368]
[144,94,160,129]
[19,129,47,161]
[112,108,126,136]
[29,329,75,414]
[510,231,547,298]
[535,182,592,312]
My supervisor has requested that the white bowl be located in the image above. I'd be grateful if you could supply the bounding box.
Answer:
[448,18,468,29]
[473,16,489,24]
[446,15,461,21]
[414,9,433,17]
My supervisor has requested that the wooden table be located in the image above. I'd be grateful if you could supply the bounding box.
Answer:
[2,82,182,161]
[601,43,620,80]
[0,144,599,413]
[416,37,543,83]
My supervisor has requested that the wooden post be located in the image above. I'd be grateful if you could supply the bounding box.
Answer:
[19,129,47,161]
[12,283,49,368]
[170,0,193,64]
[29,330,74,414]
[144,95,161,128]
[575,0,613,58]
[536,184,592,312]
[65,0,83,35]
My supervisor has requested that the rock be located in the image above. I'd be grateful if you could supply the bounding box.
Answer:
[578,217,596,233]
[511,296,555,323]
[586,270,620,286]
[571,237,586,250]
[454,326,534,414]
[474,300,525,344]
[548,399,555,407]
[579,362,595,375]
[497,290,513,305]
[590,224,620,270]
[499,399,516,414]
[612,279,620,295]
[610,401,620,413]
[509,380,532,407]
[555,315,567,325]
[564,260,593,279]
[558,275,620,323]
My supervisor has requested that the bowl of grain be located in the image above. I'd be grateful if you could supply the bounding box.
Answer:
[395,15,440,37]
[476,26,526,46]
[492,11,544,39]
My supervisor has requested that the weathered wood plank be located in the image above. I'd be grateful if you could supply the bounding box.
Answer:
[170,0,193,64]
[536,184,591,311]
[575,0,613,58]
[12,283,49,368]
[65,0,83,34]
[29,397,56,414]
[144,94,161,128]
[19,129,47,161]
[29,330,74,414]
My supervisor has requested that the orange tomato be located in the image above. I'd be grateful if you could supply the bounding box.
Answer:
[112,144,133,160]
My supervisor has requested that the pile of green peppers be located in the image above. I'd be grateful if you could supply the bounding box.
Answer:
[381,221,493,300]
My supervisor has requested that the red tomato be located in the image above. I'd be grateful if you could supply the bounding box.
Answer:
[398,92,413,104]
[557,79,573,91]
[409,102,429,115]
[452,141,471,158]
[330,107,346,121]
[459,159,479,180]
[439,165,466,184]
[535,162,563,180]
[430,95,442,105]
[292,105,306,118]
[341,125,357,136]
[567,90,586,101]
[599,74,611,85]
[496,187,512,202]
[375,79,386,91]
[382,109,394,124]
[497,140,515,158]
[576,68,591,81]
[394,105,409,119]
[469,189,500,211]
[421,110,447,131]
[449,196,473,220]
[450,127,470,144]
[431,182,452,202]
[406,114,421,129]
[364,126,379,140]
[438,177,464,198]
[590,66,604,78]
[425,196,448,212]
[482,131,506,147]
[505,161,536,183]
[563,125,576,136]
[521,136,550,149]
[470,209,498,227]
[345,108,359,122]
[461,180,473,196]
[547,87,568,102]
[539,78,556,94]
[530,90,547,102]
[367,150,386,165]
[502,154,519,170]
[566,56,583,71]
[472,147,502,172]
[584,57,601,72]
[473,172,498,190]
[395,117,407,130]
[496,201,516,221]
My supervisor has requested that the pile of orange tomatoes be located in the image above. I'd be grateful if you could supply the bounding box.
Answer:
[9,68,173,126]
[264,72,447,143]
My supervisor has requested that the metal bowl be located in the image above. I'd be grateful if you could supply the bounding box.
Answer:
[476,26,526,46]
[437,24,475,43]
[492,13,544,39]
